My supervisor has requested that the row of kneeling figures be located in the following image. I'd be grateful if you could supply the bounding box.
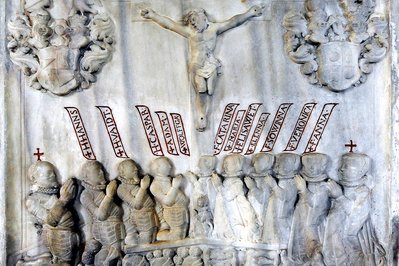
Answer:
[19,152,386,266]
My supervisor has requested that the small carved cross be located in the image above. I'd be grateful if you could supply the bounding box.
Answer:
[34,148,44,161]
[345,140,357,153]
[117,150,125,157]
[85,151,92,158]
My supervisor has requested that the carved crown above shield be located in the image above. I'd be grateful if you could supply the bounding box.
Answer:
[283,0,388,92]
[7,0,115,96]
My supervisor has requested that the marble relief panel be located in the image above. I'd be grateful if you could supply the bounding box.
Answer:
[1,0,394,265]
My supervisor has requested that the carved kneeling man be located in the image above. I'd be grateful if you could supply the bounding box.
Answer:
[117,159,158,245]
[150,157,189,241]
[25,161,78,265]
[80,161,123,265]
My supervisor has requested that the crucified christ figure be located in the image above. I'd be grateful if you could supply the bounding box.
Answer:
[140,5,265,131]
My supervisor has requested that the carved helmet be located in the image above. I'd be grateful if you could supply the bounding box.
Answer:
[339,153,370,187]
[28,161,59,189]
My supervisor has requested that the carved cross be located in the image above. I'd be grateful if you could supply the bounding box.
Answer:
[34,148,44,161]
[117,150,126,157]
[345,140,357,153]
[85,151,93,158]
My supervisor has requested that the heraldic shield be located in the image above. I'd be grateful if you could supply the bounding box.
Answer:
[317,42,362,92]
[37,47,80,96]
[7,0,115,96]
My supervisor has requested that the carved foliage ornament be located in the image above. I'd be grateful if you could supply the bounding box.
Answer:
[283,0,388,92]
[7,0,115,95]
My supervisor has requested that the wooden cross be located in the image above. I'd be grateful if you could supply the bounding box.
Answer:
[345,140,357,153]
[34,148,44,161]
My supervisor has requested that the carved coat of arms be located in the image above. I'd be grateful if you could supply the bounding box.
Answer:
[7,0,115,95]
[283,0,388,92]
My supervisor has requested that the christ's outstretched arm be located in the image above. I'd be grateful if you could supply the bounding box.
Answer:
[141,8,190,38]
[216,5,265,35]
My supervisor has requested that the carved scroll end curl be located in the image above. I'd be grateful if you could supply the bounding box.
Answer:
[90,13,115,50]
[79,13,115,89]
[80,45,112,89]
[8,15,31,42]
[359,14,388,75]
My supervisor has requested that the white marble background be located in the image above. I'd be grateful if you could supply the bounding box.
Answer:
[1,0,396,263]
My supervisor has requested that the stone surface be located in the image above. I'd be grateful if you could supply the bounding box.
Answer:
[7,0,115,95]
[283,0,388,92]
[0,0,398,265]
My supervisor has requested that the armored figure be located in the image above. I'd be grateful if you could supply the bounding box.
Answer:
[262,153,301,264]
[288,153,342,265]
[80,161,123,265]
[322,153,386,266]
[213,154,259,241]
[150,157,189,241]
[23,161,78,265]
[244,153,275,226]
[117,159,158,246]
